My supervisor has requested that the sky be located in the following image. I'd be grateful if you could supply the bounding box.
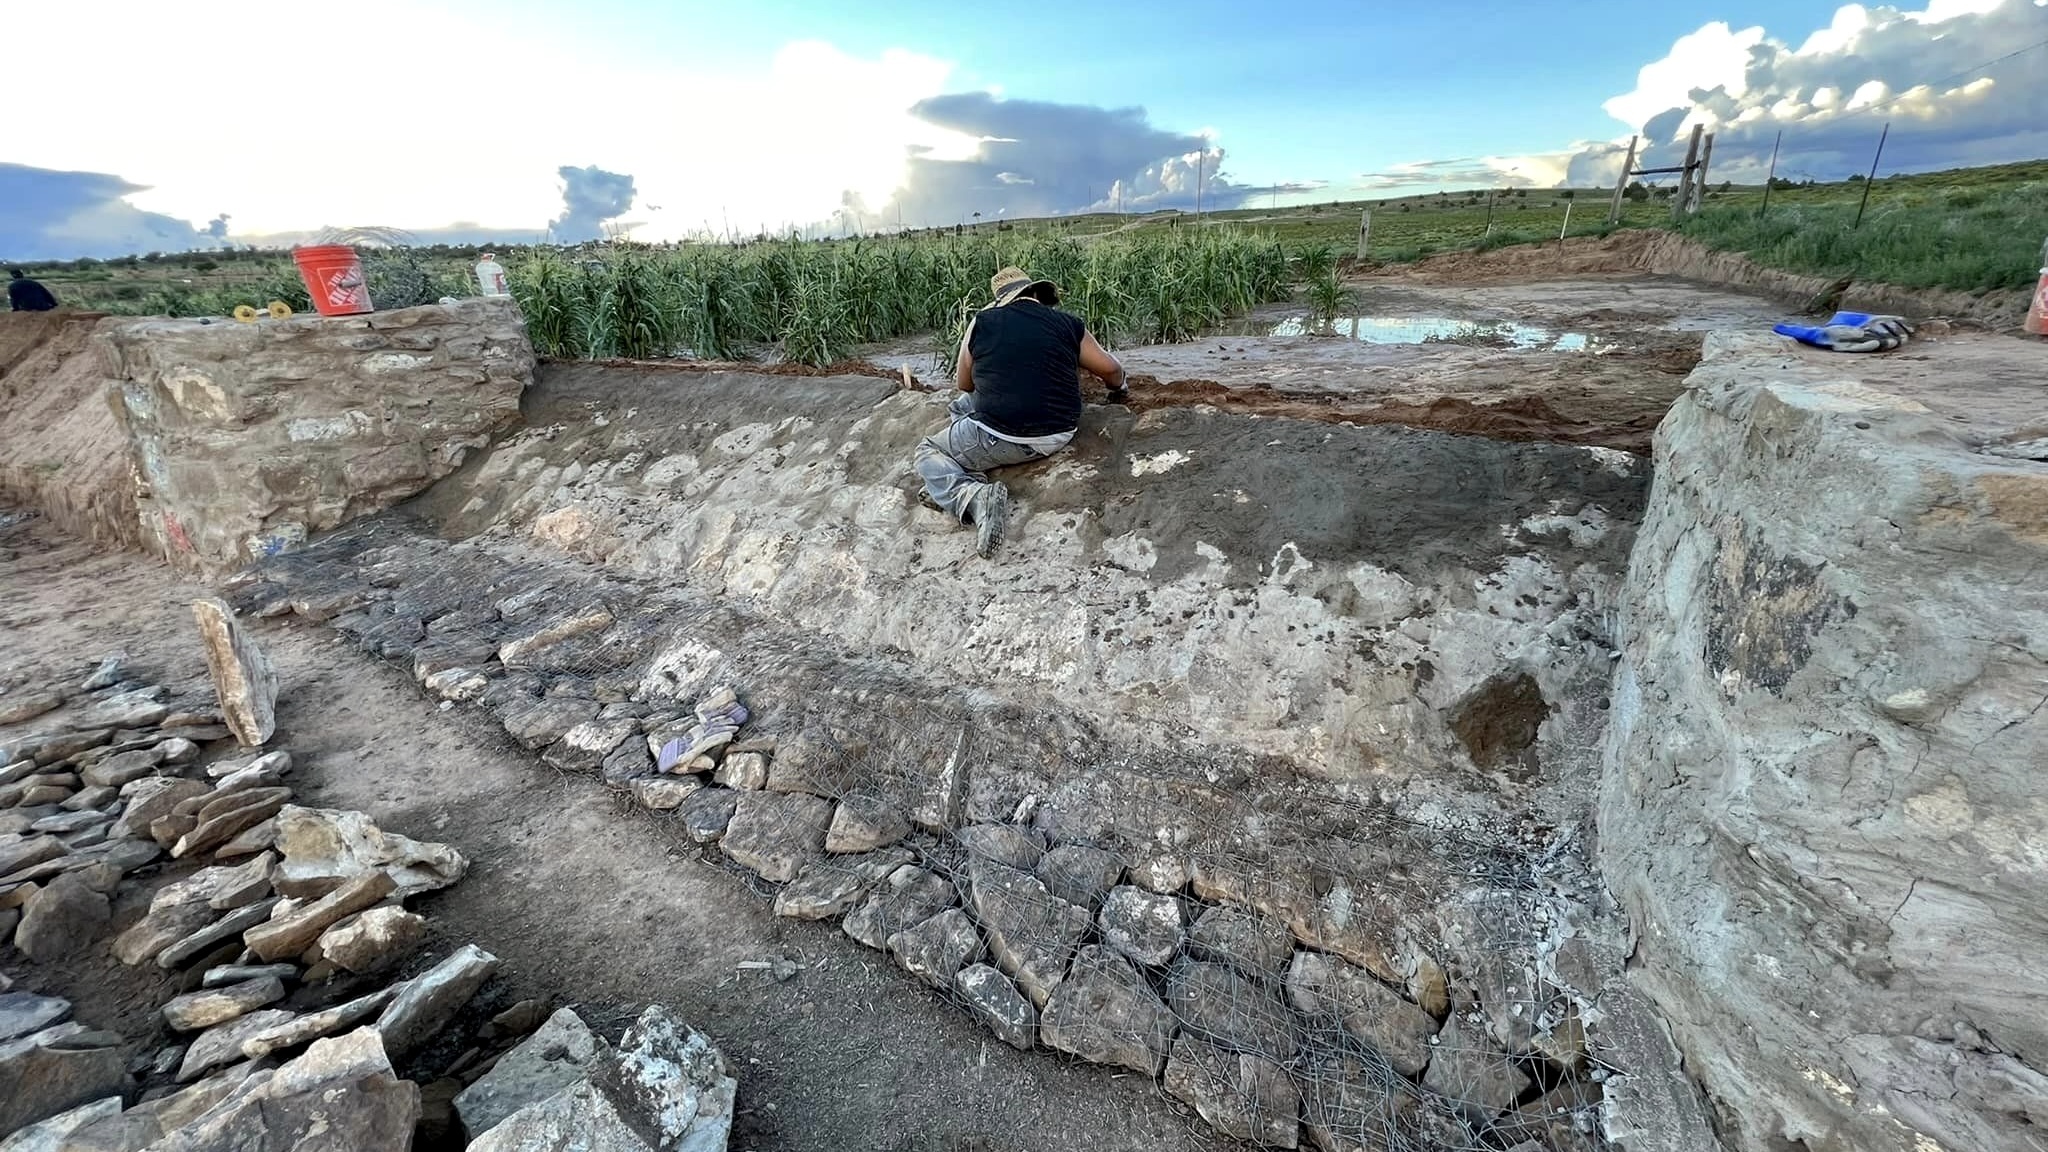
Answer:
[5,0,2045,259]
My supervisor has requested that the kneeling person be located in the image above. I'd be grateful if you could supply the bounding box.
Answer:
[914,267,1128,557]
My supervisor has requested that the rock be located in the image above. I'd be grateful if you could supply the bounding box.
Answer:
[162,976,286,1031]
[1098,885,1184,966]
[147,1027,421,1151]
[1035,844,1123,912]
[599,740,654,788]
[80,748,164,789]
[1297,1045,1424,1152]
[773,847,912,920]
[270,805,467,898]
[424,667,490,701]
[543,718,639,773]
[203,850,277,910]
[759,730,855,799]
[202,963,298,988]
[156,898,279,969]
[164,724,232,744]
[0,1094,123,1152]
[65,689,169,732]
[464,1005,734,1152]
[0,992,71,1043]
[157,737,200,765]
[1040,945,1174,1076]
[244,869,395,962]
[80,656,125,692]
[61,1062,263,1150]
[886,907,986,988]
[1419,1014,1528,1127]
[214,817,277,858]
[483,1000,553,1042]
[1191,906,1296,976]
[176,1007,295,1081]
[499,695,600,750]
[679,786,738,843]
[172,786,292,859]
[316,906,427,975]
[954,823,1045,869]
[497,605,615,669]
[1165,958,1301,1061]
[207,751,291,795]
[375,944,500,1058]
[823,796,909,853]
[712,750,768,790]
[28,810,105,836]
[0,1023,126,1135]
[965,858,1091,1007]
[114,864,264,965]
[843,864,957,950]
[455,1008,607,1140]
[0,908,16,945]
[15,786,70,808]
[1164,1036,1300,1148]
[1129,854,1189,894]
[151,812,196,850]
[191,598,278,747]
[0,762,36,787]
[240,986,397,1060]
[0,691,62,727]
[631,775,701,811]
[719,790,831,882]
[113,777,209,840]
[15,873,110,963]
[1285,950,1438,1077]
[30,730,111,767]
[956,963,1036,1051]
[59,786,119,813]
[0,835,65,878]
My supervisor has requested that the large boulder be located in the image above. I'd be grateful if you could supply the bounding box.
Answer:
[143,1027,420,1151]
[0,1022,126,1135]
[464,1005,735,1152]
[1599,335,2048,1152]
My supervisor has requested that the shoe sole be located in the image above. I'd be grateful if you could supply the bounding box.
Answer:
[974,485,1009,558]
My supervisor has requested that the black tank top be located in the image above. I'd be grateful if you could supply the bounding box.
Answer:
[966,301,1086,437]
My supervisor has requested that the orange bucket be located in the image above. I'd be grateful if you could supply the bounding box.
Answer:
[292,244,373,317]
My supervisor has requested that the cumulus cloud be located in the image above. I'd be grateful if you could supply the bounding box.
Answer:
[868,93,1244,228]
[1571,0,2048,185]
[549,165,638,242]
[0,163,209,260]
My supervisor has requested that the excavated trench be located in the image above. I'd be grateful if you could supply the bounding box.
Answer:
[9,270,2040,1152]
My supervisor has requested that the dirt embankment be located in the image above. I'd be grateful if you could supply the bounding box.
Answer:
[0,311,138,549]
[1367,230,2032,329]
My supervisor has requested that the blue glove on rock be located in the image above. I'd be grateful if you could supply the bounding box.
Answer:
[1774,311,1913,353]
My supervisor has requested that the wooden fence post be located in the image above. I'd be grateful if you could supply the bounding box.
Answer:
[1357,210,1372,261]
[1689,133,1716,215]
[1671,125,1703,223]
[1606,136,1639,225]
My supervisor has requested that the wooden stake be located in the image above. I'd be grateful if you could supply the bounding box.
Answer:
[1357,210,1373,261]
[1671,125,1703,223]
[1606,135,1639,226]
[1689,133,1716,215]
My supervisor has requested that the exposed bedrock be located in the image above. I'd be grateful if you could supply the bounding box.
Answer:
[412,362,1647,809]
[1600,334,2048,1152]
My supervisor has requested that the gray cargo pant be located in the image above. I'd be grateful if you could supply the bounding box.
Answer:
[913,393,1063,521]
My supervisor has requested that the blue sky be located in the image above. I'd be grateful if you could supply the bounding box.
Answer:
[6,0,2045,257]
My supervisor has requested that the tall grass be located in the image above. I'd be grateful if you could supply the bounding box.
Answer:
[506,230,1293,366]
[1678,181,2048,294]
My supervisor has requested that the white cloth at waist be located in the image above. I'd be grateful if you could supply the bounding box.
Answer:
[970,419,1073,453]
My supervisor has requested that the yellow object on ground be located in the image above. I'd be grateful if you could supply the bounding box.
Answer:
[232,305,258,323]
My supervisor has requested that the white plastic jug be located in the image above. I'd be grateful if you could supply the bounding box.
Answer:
[475,254,509,297]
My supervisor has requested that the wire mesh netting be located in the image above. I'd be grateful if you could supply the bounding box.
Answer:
[232,515,1611,1151]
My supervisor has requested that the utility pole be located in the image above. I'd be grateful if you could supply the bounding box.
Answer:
[1853,122,1890,229]
[1194,150,1204,220]
[1759,130,1783,219]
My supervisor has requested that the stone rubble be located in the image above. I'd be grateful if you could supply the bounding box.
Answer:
[189,599,278,747]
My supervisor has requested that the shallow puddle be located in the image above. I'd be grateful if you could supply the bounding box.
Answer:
[1223,314,1602,351]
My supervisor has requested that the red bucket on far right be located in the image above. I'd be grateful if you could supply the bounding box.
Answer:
[292,244,373,317]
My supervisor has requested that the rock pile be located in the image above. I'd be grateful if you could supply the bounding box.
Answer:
[217,539,1607,1151]
[0,649,737,1151]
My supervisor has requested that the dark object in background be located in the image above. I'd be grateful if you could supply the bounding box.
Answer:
[8,268,58,312]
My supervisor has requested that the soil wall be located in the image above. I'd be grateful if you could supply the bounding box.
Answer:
[1599,332,2048,1151]
[0,311,140,549]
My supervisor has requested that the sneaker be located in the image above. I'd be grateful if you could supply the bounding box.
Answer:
[969,483,1009,558]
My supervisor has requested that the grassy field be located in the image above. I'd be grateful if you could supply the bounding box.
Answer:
[9,158,2041,342]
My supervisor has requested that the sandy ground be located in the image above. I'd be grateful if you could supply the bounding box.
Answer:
[0,515,1225,1152]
